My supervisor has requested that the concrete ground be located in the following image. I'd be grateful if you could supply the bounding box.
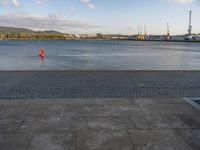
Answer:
[0,98,200,150]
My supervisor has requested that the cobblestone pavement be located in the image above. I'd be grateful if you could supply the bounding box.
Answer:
[0,98,200,150]
[1,71,200,99]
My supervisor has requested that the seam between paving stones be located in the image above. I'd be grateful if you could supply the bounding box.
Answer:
[126,130,136,150]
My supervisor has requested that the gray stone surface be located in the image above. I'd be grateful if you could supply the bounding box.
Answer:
[179,115,200,129]
[0,133,34,150]
[138,103,200,115]
[76,130,133,150]
[177,129,200,150]
[0,119,23,133]
[0,106,27,119]
[0,98,200,149]
[129,130,193,150]
[29,132,74,150]
[130,115,190,129]
[1,71,200,99]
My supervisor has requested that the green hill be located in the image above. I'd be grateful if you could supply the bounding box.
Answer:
[0,26,62,34]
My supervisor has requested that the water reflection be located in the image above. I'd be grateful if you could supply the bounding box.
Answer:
[40,56,44,64]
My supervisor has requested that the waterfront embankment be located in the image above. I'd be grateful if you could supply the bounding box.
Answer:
[0,71,200,150]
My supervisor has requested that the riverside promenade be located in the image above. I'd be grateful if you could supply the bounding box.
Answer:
[0,71,200,150]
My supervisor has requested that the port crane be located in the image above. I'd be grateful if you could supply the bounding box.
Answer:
[185,10,194,40]
[166,23,171,40]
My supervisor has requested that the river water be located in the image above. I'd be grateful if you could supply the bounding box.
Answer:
[0,40,200,70]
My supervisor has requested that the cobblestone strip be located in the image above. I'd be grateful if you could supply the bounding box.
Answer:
[0,71,200,99]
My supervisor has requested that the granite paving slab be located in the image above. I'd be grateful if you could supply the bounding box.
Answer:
[129,129,193,150]
[177,129,200,150]
[0,98,200,150]
[75,130,133,150]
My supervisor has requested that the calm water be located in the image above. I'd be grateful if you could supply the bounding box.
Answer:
[0,40,200,70]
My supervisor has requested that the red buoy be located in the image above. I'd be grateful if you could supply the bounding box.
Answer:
[39,48,45,57]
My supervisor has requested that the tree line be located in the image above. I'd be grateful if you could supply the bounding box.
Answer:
[0,33,72,40]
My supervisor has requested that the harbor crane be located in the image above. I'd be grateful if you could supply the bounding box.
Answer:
[166,22,171,40]
[188,10,192,35]
[185,10,194,40]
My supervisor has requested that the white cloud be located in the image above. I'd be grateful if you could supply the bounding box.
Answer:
[11,0,20,7]
[36,0,44,5]
[88,3,96,9]
[80,0,96,9]
[81,0,90,2]
[0,13,102,33]
[48,12,62,19]
[0,0,9,5]
[0,0,20,7]
[166,0,194,4]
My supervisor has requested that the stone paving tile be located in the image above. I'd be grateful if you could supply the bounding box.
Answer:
[24,105,65,118]
[95,98,132,106]
[62,105,112,117]
[75,130,134,150]
[48,116,135,132]
[128,129,193,150]
[111,105,143,116]
[1,99,96,106]
[111,116,136,130]
[135,98,184,104]
[0,119,24,134]
[130,115,191,129]
[65,116,89,131]
[93,105,112,116]
[62,106,95,117]
[179,115,200,129]
[177,129,200,150]
[18,116,90,133]
[0,106,27,119]
[87,116,136,130]
[18,117,67,133]
[138,104,178,115]
[175,104,200,115]
[0,133,34,150]
[95,98,114,105]
[0,100,29,107]
[63,99,95,106]
[138,103,200,115]
[29,132,74,150]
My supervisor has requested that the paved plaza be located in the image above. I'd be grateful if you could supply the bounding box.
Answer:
[0,71,200,150]
[0,98,200,150]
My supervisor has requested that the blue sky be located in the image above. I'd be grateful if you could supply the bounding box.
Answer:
[0,0,199,35]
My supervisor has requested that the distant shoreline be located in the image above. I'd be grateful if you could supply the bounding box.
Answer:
[1,26,200,42]
[0,39,200,43]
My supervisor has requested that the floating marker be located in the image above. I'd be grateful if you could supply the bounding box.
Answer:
[39,48,45,57]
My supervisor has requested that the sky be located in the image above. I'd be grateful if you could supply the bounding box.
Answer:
[0,0,199,35]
